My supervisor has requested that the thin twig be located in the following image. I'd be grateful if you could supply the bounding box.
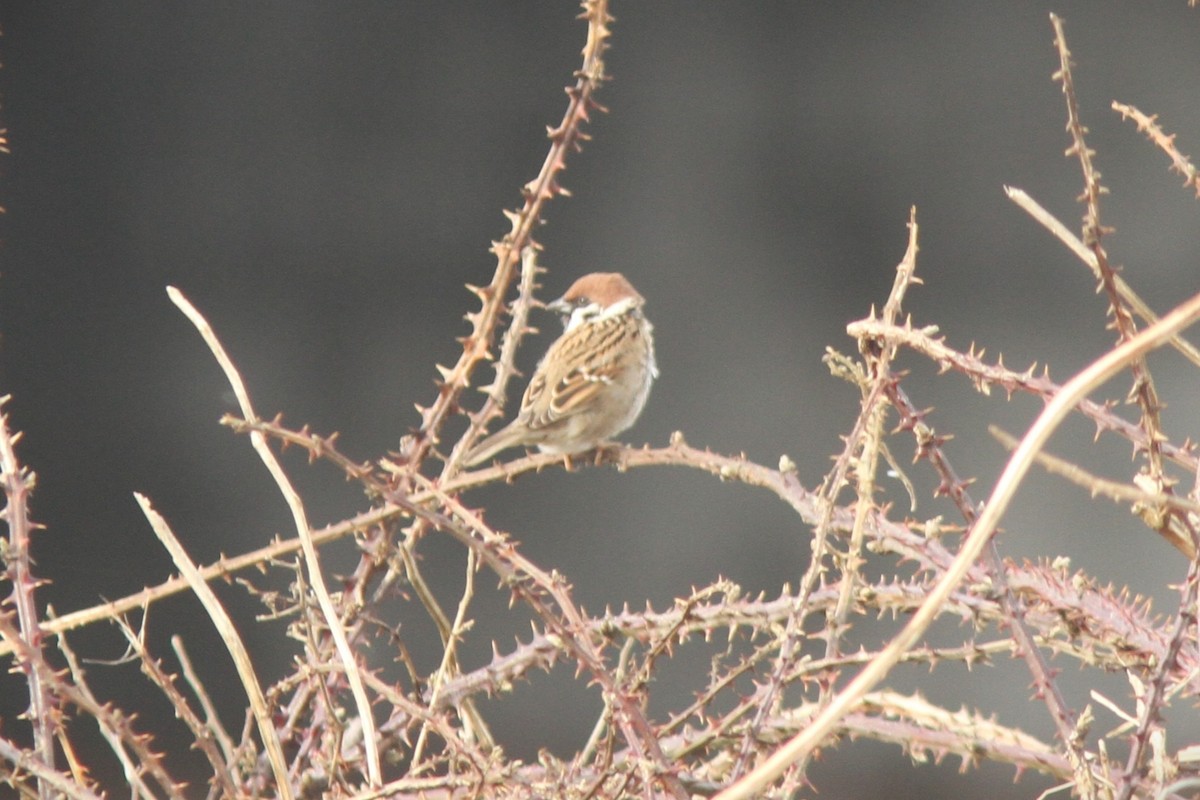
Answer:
[400,476,689,800]
[400,0,613,472]
[1112,102,1200,198]
[171,635,237,765]
[411,548,479,767]
[1114,555,1200,800]
[884,380,1097,795]
[0,734,104,800]
[1052,13,1173,526]
[168,285,382,786]
[1003,186,1200,369]
[989,426,1197,558]
[134,493,292,799]
[0,400,54,799]
[113,616,240,799]
[729,212,922,782]
[715,291,1200,800]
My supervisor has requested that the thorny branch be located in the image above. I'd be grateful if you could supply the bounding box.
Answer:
[1052,14,1178,550]
[7,8,1200,800]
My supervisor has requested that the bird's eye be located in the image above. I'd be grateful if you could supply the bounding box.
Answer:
[575,297,590,307]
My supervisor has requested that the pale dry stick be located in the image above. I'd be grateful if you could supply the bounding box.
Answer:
[828,390,885,622]
[0,505,393,657]
[880,207,922,322]
[167,285,382,786]
[1159,779,1200,800]
[1004,186,1200,370]
[715,290,1200,800]
[38,623,92,795]
[410,547,478,768]
[172,634,237,766]
[134,493,292,800]
[52,730,90,797]
[989,426,1198,558]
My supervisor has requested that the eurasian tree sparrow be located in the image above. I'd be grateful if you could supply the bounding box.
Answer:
[463,272,658,466]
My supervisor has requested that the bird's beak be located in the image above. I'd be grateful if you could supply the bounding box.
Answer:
[546,297,571,316]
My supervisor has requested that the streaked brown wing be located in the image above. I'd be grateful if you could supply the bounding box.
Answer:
[517,313,631,432]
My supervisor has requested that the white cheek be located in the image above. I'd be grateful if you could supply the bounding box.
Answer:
[564,304,598,332]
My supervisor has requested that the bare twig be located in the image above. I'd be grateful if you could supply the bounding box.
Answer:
[989,426,1197,558]
[399,0,613,472]
[717,291,1200,800]
[1112,102,1200,197]
[168,285,381,786]
[1114,556,1200,800]
[401,477,690,800]
[171,634,237,765]
[0,400,54,799]
[9,613,180,798]
[113,617,240,799]
[1003,186,1200,370]
[134,493,293,799]
[410,547,479,768]
[1052,13,1173,532]
[854,210,1098,793]
[0,733,104,800]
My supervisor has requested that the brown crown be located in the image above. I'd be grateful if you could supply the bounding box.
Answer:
[559,272,644,308]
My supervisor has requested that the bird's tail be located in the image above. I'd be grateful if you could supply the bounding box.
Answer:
[461,424,525,467]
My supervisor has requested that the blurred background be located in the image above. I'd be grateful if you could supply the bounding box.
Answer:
[2,3,1200,797]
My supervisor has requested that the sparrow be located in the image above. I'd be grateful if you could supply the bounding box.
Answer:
[463,272,658,466]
